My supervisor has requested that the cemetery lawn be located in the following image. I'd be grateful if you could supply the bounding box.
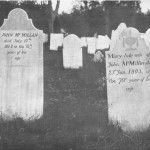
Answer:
[0,44,150,150]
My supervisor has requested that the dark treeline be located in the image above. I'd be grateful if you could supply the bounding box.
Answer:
[1,1,150,38]
[60,1,150,37]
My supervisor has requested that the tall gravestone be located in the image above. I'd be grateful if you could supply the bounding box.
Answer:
[0,8,44,120]
[106,27,150,131]
[63,34,82,69]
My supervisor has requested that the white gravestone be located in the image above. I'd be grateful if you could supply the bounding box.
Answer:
[63,34,82,69]
[50,33,64,50]
[87,37,96,54]
[110,23,127,51]
[106,27,150,131]
[81,37,87,47]
[96,35,110,50]
[0,8,44,120]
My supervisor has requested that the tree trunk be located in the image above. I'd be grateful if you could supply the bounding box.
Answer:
[105,9,110,36]
[47,1,53,34]
[45,0,60,44]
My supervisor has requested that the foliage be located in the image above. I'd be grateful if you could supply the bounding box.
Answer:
[60,0,150,37]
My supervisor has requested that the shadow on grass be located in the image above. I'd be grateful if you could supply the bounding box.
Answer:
[1,118,150,150]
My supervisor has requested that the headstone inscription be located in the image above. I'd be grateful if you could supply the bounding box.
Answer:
[63,34,82,69]
[0,8,43,120]
[106,27,150,131]
[50,33,64,50]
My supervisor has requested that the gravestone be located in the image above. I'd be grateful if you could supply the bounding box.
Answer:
[110,23,127,51]
[81,37,87,47]
[0,8,44,120]
[50,33,64,50]
[63,34,82,69]
[96,35,110,50]
[106,27,150,131]
[87,37,96,54]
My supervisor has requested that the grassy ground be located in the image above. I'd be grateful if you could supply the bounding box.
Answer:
[0,44,150,150]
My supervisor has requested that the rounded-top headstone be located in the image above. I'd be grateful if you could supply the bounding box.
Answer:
[0,8,36,30]
[63,34,82,69]
[63,34,81,49]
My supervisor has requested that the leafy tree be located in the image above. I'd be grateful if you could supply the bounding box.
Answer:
[60,0,144,37]
[101,1,141,36]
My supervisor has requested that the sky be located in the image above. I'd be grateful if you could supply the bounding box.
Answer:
[50,0,150,14]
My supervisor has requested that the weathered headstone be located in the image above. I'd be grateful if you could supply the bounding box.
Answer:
[106,27,150,131]
[50,33,64,50]
[63,34,82,69]
[96,35,110,50]
[110,23,127,51]
[87,37,96,54]
[0,8,44,120]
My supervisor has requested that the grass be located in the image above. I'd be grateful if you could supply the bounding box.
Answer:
[1,118,150,150]
[0,44,150,150]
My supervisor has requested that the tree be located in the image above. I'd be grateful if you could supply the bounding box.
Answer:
[45,0,60,34]
[101,1,118,36]
[101,0,141,36]
[60,0,148,37]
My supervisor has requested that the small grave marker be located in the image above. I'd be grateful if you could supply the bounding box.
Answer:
[63,34,82,69]
[81,37,87,47]
[50,33,64,50]
[96,35,110,50]
[87,37,96,54]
